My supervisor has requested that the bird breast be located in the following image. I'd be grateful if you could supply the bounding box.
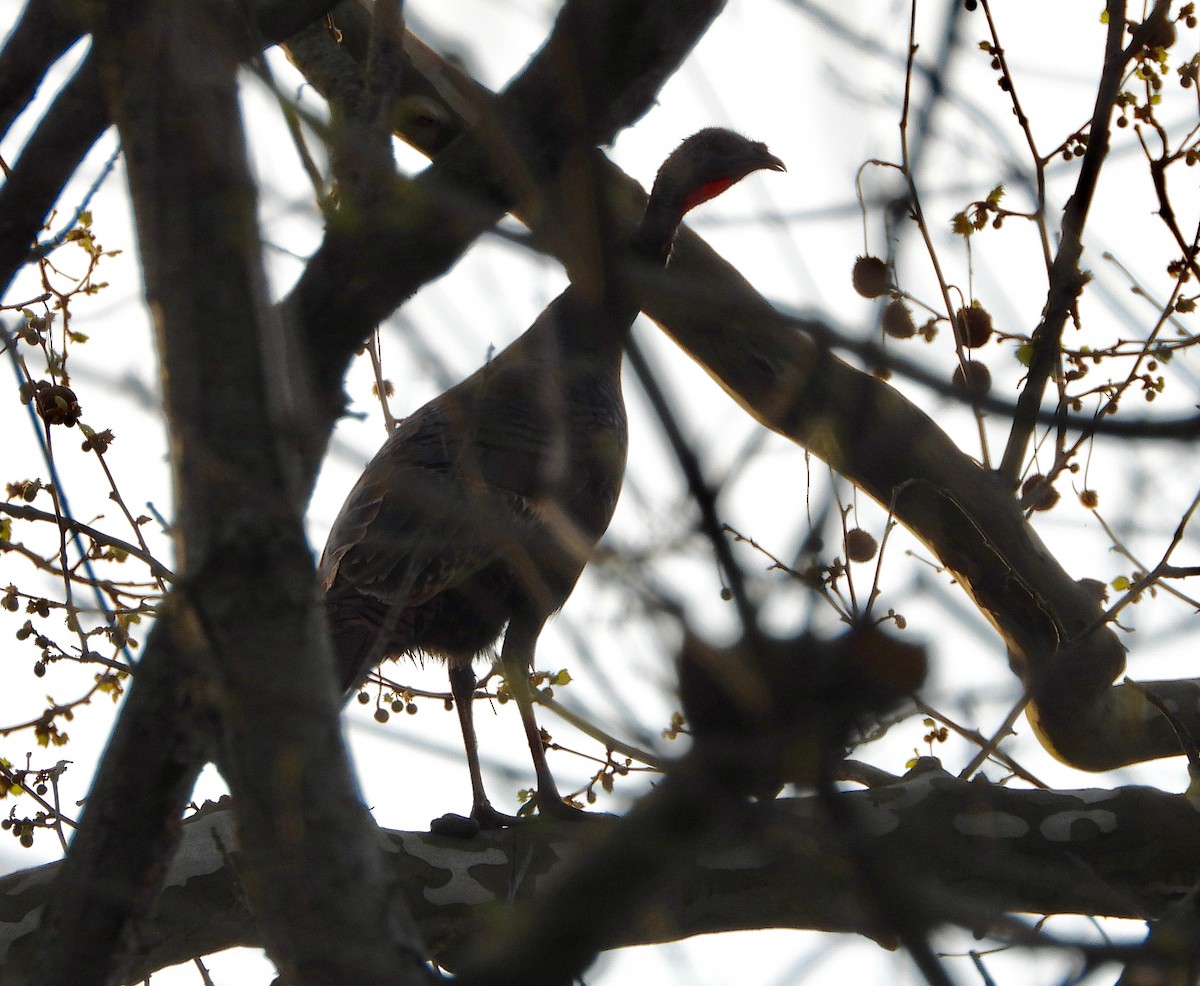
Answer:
[320,361,628,620]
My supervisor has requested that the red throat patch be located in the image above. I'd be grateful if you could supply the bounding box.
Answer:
[681,177,735,214]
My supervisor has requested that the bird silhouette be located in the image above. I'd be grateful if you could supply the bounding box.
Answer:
[321,128,785,831]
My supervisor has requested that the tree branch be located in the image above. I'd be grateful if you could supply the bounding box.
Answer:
[997,0,1143,480]
[0,52,106,300]
[4,761,1195,981]
[0,501,173,579]
[0,0,82,143]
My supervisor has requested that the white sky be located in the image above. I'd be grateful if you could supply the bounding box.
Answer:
[2,1,1199,983]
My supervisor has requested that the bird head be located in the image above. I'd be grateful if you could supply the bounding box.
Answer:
[651,127,786,218]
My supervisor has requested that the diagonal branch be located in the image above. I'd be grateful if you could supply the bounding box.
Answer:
[0,52,107,301]
[0,0,82,143]
[997,0,1164,481]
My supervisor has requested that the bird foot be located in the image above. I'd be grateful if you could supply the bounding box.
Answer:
[429,802,523,838]
[429,795,597,838]
[429,812,484,838]
[531,793,592,823]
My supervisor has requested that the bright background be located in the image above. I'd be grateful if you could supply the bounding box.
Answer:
[3,1,1199,982]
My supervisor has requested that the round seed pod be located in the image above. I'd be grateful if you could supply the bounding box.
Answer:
[952,361,992,399]
[852,256,890,299]
[882,300,916,339]
[845,528,878,563]
[1020,474,1060,512]
[953,304,994,348]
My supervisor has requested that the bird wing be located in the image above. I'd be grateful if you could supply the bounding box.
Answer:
[319,379,541,609]
[321,304,623,610]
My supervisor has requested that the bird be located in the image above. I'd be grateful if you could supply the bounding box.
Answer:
[320,128,785,831]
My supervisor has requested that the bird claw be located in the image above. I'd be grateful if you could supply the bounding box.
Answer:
[429,812,483,838]
[429,795,599,838]
[429,802,522,838]
[531,794,592,822]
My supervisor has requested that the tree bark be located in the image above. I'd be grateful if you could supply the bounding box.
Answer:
[3,761,1190,982]
[15,1,736,982]
[30,0,428,982]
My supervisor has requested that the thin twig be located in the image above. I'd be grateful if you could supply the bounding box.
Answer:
[625,336,762,641]
[998,0,1135,481]
[535,693,666,770]
[0,501,174,580]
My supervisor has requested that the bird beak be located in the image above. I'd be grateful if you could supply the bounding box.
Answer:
[761,151,787,173]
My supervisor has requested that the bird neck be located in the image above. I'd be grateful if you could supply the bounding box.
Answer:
[544,192,687,365]
[523,283,628,368]
[630,192,687,267]
[633,167,738,266]
[533,182,695,367]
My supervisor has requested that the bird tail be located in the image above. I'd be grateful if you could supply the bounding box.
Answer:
[325,592,415,699]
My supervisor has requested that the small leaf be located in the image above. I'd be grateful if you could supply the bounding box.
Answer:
[1112,576,1131,591]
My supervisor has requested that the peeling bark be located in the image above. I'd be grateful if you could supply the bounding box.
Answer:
[3,762,1192,981]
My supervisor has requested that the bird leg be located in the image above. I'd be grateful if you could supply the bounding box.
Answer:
[432,618,586,836]
[445,662,521,830]
[500,612,585,822]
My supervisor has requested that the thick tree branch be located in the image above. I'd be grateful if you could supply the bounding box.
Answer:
[635,241,1174,770]
[4,761,1196,981]
[455,761,750,986]
[0,53,106,300]
[0,0,82,143]
[30,1,429,983]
